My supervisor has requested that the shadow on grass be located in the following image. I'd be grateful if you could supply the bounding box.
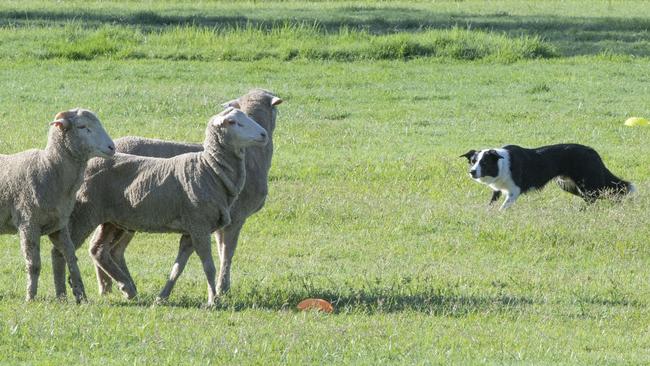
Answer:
[107,285,537,316]
[1,8,650,56]
[0,280,644,316]
[96,272,648,315]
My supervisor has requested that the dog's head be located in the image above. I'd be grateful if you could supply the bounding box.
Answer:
[460,149,503,183]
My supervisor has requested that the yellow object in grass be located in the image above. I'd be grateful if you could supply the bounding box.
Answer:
[624,117,649,127]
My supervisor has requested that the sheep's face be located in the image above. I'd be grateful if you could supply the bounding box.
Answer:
[223,89,282,134]
[51,108,115,158]
[211,107,268,149]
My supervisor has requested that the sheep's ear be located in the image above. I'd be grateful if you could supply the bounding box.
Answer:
[50,111,72,130]
[271,96,283,106]
[221,99,241,109]
[219,106,235,115]
[459,149,476,161]
[212,115,234,127]
[211,115,224,127]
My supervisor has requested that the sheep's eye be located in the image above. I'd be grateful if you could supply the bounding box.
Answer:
[77,125,87,129]
[227,120,237,126]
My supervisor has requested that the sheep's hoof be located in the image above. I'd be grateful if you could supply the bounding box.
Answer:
[119,285,137,300]
[201,302,217,310]
[154,296,168,306]
[71,285,87,304]
[73,292,87,304]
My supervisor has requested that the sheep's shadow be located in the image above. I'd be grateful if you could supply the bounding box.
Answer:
[107,287,537,316]
[0,282,643,317]
[1,8,650,56]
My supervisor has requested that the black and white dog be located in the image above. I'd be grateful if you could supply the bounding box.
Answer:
[460,144,635,209]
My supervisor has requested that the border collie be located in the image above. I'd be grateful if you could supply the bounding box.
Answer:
[460,144,635,210]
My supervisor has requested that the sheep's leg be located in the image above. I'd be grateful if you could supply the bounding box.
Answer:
[109,229,136,294]
[91,224,136,295]
[94,265,113,295]
[51,247,67,298]
[157,235,194,302]
[88,231,137,299]
[19,227,41,301]
[53,207,100,299]
[48,228,86,303]
[90,225,114,295]
[215,219,244,296]
[191,232,218,306]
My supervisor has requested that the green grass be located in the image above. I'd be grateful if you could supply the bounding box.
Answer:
[0,23,555,62]
[1,1,650,364]
[1,0,650,57]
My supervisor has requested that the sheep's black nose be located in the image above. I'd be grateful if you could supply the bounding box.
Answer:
[260,132,267,138]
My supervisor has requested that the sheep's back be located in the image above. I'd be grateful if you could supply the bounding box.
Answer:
[80,153,227,233]
[115,136,202,158]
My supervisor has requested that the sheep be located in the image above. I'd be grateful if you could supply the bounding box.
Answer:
[63,107,268,305]
[54,89,282,301]
[0,108,115,302]
[88,89,282,301]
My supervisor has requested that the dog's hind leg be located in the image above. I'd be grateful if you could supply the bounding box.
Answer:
[556,176,583,198]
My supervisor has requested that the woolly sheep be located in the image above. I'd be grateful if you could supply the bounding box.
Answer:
[55,89,282,301]
[86,89,282,300]
[0,108,115,302]
[64,107,267,305]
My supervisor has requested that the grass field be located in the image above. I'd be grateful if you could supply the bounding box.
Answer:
[1,1,649,364]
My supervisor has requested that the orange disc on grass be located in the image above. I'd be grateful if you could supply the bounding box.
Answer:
[296,298,334,313]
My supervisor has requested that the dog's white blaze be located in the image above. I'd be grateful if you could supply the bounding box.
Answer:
[481,149,521,210]
[470,150,485,179]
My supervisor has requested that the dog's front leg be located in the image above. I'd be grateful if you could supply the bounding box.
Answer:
[489,190,502,205]
[499,189,520,210]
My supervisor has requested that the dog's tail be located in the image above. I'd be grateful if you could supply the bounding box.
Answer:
[603,169,636,196]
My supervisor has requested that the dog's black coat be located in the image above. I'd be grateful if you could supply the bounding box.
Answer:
[461,143,634,207]
[505,144,632,201]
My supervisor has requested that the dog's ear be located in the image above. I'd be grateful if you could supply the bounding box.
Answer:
[459,149,476,161]
[487,149,503,159]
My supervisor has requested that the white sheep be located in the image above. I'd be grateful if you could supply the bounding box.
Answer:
[65,107,267,305]
[80,89,282,301]
[0,108,115,302]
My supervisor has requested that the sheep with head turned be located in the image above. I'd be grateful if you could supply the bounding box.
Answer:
[64,107,267,305]
[54,89,282,302]
[0,108,115,302]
